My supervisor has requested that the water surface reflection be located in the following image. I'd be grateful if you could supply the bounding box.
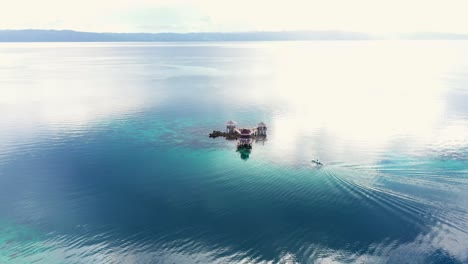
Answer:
[0,41,467,263]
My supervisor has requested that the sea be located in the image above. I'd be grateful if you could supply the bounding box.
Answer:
[0,41,467,263]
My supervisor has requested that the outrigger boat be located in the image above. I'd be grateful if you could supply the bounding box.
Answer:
[311,159,323,165]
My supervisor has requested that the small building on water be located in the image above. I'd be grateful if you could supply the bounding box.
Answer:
[210,120,267,150]
[237,128,254,148]
[256,122,267,136]
[226,120,237,134]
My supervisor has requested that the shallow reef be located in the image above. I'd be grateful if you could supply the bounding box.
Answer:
[209,130,239,140]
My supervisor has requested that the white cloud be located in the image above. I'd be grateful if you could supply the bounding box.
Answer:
[1,0,468,33]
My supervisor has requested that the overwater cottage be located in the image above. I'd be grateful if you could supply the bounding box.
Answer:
[226,120,237,133]
[237,128,254,148]
[256,122,267,136]
[210,120,267,149]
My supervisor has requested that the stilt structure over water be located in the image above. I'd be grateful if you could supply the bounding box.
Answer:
[256,122,267,137]
[226,120,237,134]
[236,128,255,148]
[209,121,267,149]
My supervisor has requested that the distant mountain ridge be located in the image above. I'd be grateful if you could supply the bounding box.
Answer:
[0,29,372,42]
[1,29,468,42]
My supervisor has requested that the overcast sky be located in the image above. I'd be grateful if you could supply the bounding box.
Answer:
[1,0,468,34]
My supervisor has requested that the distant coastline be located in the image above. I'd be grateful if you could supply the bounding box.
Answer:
[1,29,468,42]
[0,29,371,42]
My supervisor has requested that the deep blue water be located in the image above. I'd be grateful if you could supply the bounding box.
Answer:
[0,41,467,263]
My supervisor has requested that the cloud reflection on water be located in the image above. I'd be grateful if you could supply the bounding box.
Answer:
[1,41,468,263]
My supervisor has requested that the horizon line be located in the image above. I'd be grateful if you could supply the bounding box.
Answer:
[3,28,468,35]
[2,29,468,42]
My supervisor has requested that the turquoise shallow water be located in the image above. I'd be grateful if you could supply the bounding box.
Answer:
[0,41,468,263]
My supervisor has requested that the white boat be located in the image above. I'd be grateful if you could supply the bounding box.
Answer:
[311,159,323,165]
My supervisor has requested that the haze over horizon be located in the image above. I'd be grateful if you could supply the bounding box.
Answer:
[2,0,468,35]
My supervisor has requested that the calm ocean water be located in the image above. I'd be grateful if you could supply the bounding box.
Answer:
[0,41,467,263]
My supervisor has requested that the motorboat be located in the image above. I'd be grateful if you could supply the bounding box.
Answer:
[311,159,323,165]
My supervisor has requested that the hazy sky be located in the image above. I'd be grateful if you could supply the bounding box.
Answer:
[1,0,468,33]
